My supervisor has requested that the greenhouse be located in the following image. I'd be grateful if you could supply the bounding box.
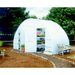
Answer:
[13,18,69,55]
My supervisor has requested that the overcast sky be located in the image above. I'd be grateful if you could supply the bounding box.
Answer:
[26,7,52,18]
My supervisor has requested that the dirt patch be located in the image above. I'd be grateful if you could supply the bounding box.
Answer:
[55,51,75,64]
[67,54,75,60]
[0,46,53,68]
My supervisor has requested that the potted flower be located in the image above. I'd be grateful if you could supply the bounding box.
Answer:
[1,49,7,56]
[37,32,40,37]
[43,49,45,51]
[41,40,43,44]
[18,32,20,35]
[18,39,20,43]
[21,44,25,52]
[40,48,44,53]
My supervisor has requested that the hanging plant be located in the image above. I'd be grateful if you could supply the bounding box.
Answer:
[18,39,20,43]
[18,32,20,35]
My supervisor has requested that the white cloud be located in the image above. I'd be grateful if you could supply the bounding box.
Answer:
[26,7,52,18]
[36,13,49,18]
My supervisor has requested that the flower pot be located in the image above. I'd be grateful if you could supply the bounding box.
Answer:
[22,48,25,52]
[41,42,43,44]
[1,51,7,56]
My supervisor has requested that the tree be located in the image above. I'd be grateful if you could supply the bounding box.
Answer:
[29,15,37,19]
[42,16,46,20]
[1,7,29,34]
[44,7,75,34]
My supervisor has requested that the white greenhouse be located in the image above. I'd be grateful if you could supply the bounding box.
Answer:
[13,18,69,55]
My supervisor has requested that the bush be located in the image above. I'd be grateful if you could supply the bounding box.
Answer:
[0,41,3,47]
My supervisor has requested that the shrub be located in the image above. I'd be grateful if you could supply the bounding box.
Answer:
[0,41,3,47]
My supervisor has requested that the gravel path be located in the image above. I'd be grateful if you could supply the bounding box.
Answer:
[28,52,75,68]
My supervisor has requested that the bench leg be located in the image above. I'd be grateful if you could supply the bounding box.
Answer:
[62,51,64,55]
[69,50,71,54]
[58,51,59,54]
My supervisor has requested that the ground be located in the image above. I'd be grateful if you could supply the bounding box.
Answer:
[0,45,75,68]
[0,46,53,68]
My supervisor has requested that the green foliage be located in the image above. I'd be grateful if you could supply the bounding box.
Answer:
[0,41,3,47]
[37,28,42,31]
[0,31,2,34]
[43,7,75,34]
[0,49,6,52]
[1,7,29,34]
[42,16,46,20]
[9,8,29,30]
[29,15,37,19]
[21,45,25,48]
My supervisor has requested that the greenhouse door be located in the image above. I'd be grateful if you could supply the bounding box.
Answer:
[44,29,53,55]
[25,28,36,52]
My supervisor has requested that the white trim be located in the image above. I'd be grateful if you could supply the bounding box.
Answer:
[37,44,45,45]
[46,38,52,39]
[15,38,18,39]
[25,40,33,42]
[14,42,19,44]
[37,37,45,38]
[45,45,52,47]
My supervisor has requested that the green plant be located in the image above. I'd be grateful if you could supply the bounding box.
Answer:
[39,34,45,37]
[0,49,6,52]
[0,31,2,34]
[42,34,45,37]
[37,40,39,42]
[41,40,43,42]
[18,39,20,42]
[21,45,25,48]
[37,40,41,44]
[37,28,42,31]
[39,35,41,37]
[19,33,20,35]
[40,38,43,40]
[0,41,3,47]
[43,41,45,44]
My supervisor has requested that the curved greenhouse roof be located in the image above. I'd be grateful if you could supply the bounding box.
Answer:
[13,18,69,55]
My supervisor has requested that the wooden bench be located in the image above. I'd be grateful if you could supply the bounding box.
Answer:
[57,44,71,55]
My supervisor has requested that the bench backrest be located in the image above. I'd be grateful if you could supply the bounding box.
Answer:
[57,44,66,51]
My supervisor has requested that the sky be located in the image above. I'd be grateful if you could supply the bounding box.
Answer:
[26,7,52,18]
